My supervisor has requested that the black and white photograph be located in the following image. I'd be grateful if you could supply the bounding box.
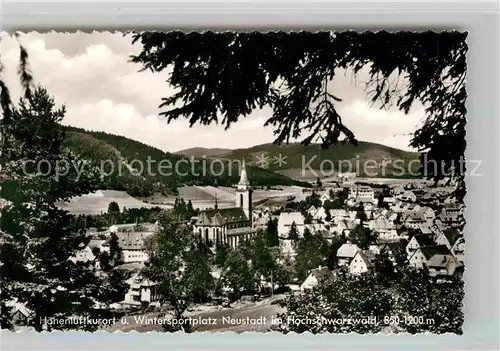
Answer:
[1,31,467,334]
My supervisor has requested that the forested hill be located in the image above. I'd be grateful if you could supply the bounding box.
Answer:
[61,126,311,197]
[211,142,421,179]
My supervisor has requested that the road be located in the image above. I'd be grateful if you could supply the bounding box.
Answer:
[106,298,286,333]
[191,301,285,332]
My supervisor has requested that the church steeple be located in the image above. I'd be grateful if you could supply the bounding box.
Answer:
[237,159,250,190]
[235,159,252,225]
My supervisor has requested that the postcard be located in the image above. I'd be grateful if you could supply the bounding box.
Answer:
[0,31,467,334]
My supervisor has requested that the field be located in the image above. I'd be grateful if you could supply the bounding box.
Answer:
[58,185,309,215]
[56,190,172,215]
[162,185,308,210]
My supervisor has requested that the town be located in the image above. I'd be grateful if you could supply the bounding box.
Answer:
[6,160,465,333]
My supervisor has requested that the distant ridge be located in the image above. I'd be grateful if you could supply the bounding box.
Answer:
[61,126,311,197]
[175,141,421,180]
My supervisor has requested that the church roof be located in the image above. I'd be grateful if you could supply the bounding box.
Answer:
[196,207,248,226]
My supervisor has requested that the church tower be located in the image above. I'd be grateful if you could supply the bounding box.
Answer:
[236,159,252,224]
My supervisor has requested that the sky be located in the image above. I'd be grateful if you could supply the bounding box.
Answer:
[1,32,425,152]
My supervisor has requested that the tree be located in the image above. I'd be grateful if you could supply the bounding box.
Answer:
[251,233,277,291]
[186,200,195,217]
[305,191,322,208]
[220,249,254,300]
[355,204,367,223]
[273,272,393,334]
[108,201,120,214]
[373,250,396,285]
[183,242,215,303]
[107,232,123,267]
[377,193,389,209]
[0,86,118,331]
[350,225,377,250]
[287,222,300,247]
[315,177,322,189]
[264,217,279,247]
[214,242,231,267]
[327,236,348,269]
[294,231,330,282]
[328,189,335,199]
[324,208,332,222]
[394,268,464,334]
[131,31,467,201]
[142,212,195,332]
[303,211,313,224]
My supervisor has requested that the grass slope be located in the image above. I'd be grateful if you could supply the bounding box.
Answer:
[172,147,233,158]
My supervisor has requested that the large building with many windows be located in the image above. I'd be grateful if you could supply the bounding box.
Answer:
[193,161,256,248]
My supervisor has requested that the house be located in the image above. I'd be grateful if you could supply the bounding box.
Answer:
[349,250,376,275]
[403,211,426,229]
[5,301,32,326]
[385,210,398,222]
[444,195,458,204]
[305,223,329,236]
[330,209,357,221]
[381,242,407,265]
[406,234,436,258]
[320,193,332,204]
[346,197,360,208]
[391,184,405,196]
[349,185,375,203]
[418,225,433,235]
[451,236,465,263]
[443,203,464,215]
[433,218,447,233]
[392,201,406,213]
[116,231,154,263]
[420,191,438,206]
[408,245,451,269]
[434,229,462,250]
[399,190,416,202]
[382,196,396,205]
[72,246,96,263]
[87,239,109,253]
[307,205,317,216]
[426,254,464,278]
[368,217,399,241]
[277,212,305,237]
[331,219,357,236]
[363,202,375,212]
[308,205,327,221]
[120,271,158,307]
[372,208,388,220]
[336,243,360,266]
[300,266,332,291]
[438,204,465,228]
[368,244,382,255]
[420,207,436,222]
[406,203,422,213]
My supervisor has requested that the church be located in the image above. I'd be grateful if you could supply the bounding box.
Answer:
[193,160,256,249]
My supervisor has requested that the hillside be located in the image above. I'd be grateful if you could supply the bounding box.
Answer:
[172,147,233,158]
[214,142,421,180]
[61,127,310,197]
